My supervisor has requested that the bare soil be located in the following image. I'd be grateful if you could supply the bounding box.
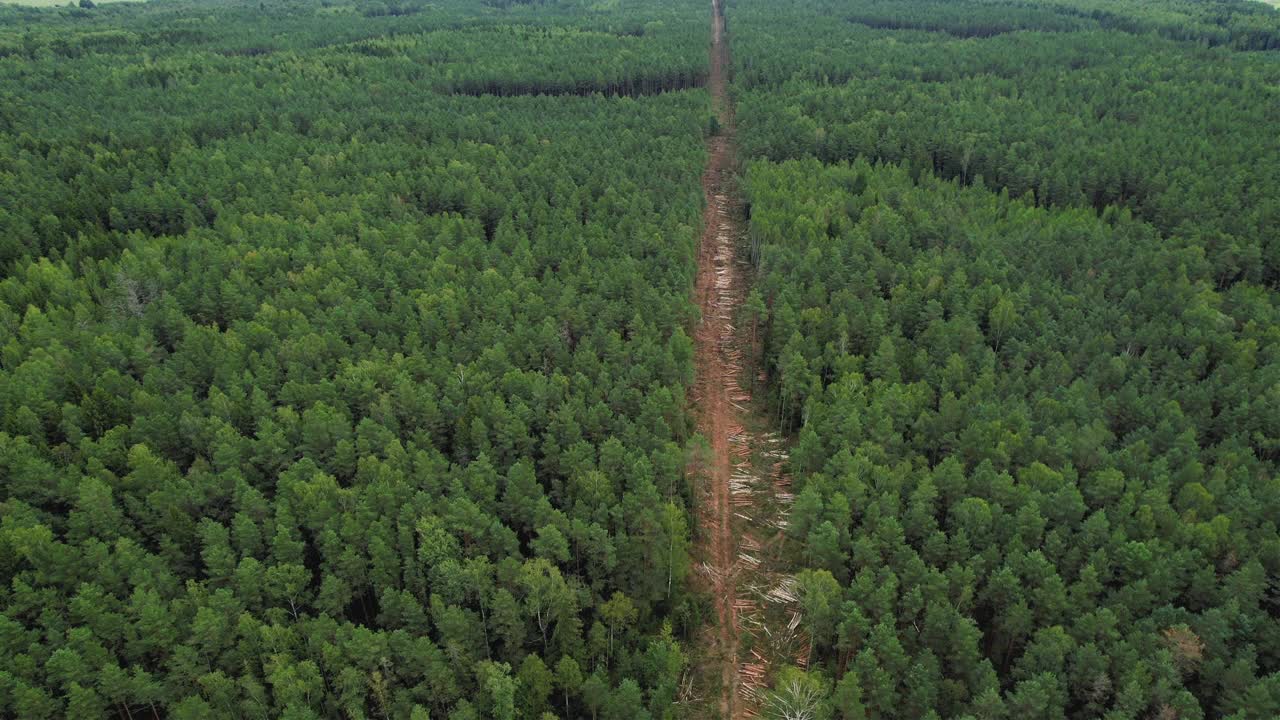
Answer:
[689,3,805,718]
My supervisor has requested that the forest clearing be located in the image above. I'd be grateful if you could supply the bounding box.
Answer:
[690,1,806,717]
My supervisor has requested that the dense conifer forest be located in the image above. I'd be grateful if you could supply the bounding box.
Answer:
[0,0,1277,718]
[1,1,709,717]
[734,0,1280,718]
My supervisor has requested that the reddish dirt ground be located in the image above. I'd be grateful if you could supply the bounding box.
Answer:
[690,3,804,718]
[692,1,744,716]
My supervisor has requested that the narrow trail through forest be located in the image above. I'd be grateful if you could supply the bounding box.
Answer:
[691,2,803,718]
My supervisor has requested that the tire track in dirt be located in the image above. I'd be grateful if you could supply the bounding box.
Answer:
[690,2,805,718]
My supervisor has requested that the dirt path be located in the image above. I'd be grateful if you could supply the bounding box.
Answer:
[690,2,804,718]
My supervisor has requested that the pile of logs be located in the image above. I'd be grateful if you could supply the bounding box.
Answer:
[765,575,798,605]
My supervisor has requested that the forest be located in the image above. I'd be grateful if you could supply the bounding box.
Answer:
[1,0,709,717]
[733,0,1280,718]
[1,0,1278,718]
